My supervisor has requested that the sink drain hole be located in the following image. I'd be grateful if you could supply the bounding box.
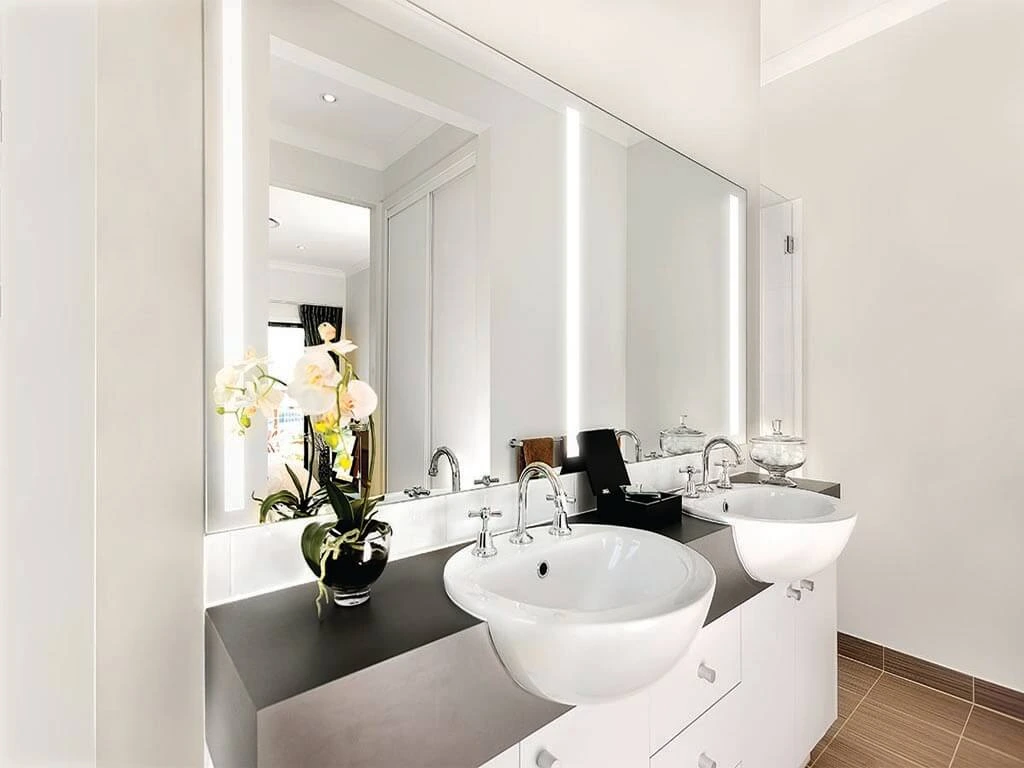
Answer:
[537,561,549,578]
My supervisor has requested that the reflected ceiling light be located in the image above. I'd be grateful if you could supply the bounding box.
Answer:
[296,244,306,250]
[320,93,337,104]
[268,217,280,229]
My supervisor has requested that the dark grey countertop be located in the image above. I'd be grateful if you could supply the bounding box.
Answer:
[206,475,839,712]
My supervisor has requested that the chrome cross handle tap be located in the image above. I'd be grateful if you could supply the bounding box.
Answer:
[468,507,502,558]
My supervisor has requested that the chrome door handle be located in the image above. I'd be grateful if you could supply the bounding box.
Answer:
[698,754,717,768]
[800,579,815,592]
[536,748,560,768]
[786,586,802,601]
[697,662,717,683]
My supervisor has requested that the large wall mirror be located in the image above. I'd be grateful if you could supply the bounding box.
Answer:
[204,0,746,533]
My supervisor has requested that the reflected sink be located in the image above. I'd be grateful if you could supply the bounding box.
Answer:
[682,485,856,583]
[443,524,715,705]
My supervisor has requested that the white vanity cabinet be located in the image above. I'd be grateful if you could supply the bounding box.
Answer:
[740,564,838,768]
[475,564,837,768]
[481,745,520,768]
[518,693,649,768]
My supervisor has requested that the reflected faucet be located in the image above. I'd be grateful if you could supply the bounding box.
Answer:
[615,428,643,463]
[510,462,575,545]
[427,446,461,493]
[699,436,743,494]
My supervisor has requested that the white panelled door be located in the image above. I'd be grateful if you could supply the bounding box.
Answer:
[430,169,485,489]
[385,196,431,491]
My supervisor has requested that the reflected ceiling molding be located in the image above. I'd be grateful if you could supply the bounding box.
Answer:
[270,119,386,169]
[762,0,952,85]
[270,36,487,134]
[269,260,362,278]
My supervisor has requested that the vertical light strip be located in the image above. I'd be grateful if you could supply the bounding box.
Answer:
[728,195,741,439]
[222,0,244,510]
[565,108,581,456]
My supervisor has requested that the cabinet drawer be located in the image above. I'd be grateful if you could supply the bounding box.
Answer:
[650,685,745,768]
[649,609,742,752]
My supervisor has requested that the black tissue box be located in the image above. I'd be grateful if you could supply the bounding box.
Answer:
[577,428,682,530]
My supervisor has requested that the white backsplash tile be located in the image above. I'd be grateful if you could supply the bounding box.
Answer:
[205,447,751,606]
[228,517,313,599]
[204,532,232,606]
[375,495,447,558]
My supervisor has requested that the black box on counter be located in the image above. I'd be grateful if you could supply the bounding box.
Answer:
[577,428,682,530]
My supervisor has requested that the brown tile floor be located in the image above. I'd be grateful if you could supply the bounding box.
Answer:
[811,656,1024,767]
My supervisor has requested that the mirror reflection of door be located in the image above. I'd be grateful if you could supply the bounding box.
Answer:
[385,166,484,493]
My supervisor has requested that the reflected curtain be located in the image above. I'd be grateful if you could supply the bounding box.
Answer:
[299,305,344,485]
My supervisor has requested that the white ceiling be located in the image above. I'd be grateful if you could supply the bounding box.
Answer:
[760,0,952,82]
[270,55,445,169]
[268,186,370,274]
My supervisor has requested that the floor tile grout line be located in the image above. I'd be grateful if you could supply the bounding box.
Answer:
[831,668,969,768]
[947,703,973,768]
[959,734,1024,764]
[840,653,978,710]
[813,669,882,766]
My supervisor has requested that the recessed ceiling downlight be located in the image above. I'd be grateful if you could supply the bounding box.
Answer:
[320,93,337,104]
[268,217,280,229]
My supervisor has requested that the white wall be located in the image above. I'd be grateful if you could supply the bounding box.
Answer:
[762,0,1024,690]
[1,1,205,765]
[1,5,97,766]
[95,0,205,764]
[345,267,371,376]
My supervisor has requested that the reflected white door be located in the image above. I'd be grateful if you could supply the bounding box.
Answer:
[430,169,485,489]
[386,196,431,491]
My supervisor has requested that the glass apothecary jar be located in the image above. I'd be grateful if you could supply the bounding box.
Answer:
[659,415,706,456]
[749,419,806,486]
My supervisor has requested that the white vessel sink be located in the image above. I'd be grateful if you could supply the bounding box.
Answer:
[443,524,715,705]
[682,485,856,584]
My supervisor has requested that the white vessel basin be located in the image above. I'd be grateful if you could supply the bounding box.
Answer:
[443,524,715,705]
[682,485,856,583]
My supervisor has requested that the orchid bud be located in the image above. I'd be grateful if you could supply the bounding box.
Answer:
[318,322,337,342]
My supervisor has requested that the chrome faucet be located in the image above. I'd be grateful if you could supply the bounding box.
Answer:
[615,428,643,463]
[510,462,575,545]
[699,436,743,494]
[427,446,461,492]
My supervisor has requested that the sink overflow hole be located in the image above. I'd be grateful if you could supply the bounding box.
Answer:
[722,501,729,513]
[537,561,549,578]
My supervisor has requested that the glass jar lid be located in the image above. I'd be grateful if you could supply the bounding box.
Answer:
[750,419,805,444]
[660,414,706,437]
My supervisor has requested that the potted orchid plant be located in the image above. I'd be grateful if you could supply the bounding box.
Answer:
[213,323,389,614]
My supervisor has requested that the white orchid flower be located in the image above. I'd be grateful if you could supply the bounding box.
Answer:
[306,322,358,357]
[213,364,243,406]
[248,376,284,418]
[238,347,269,371]
[287,350,342,416]
[339,379,379,422]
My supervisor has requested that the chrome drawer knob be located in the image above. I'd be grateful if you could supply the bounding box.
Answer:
[800,578,815,592]
[698,754,717,768]
[786,586,802,601]
[697,662,717,683]
[536,748,560,768]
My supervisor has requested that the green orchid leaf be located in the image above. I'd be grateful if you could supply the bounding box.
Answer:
[300,520,334,573]
[323,481,355,530]
[257,490,300,523]
[283,464,306,500]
